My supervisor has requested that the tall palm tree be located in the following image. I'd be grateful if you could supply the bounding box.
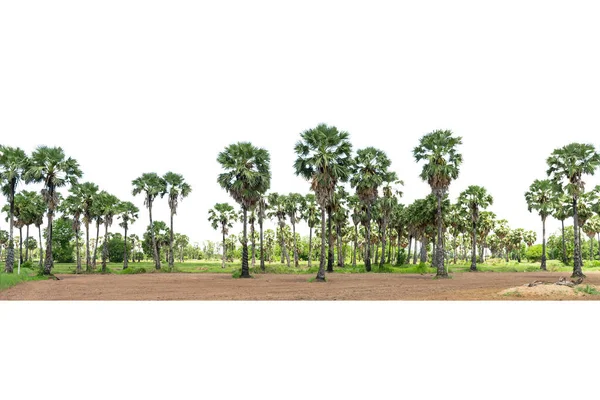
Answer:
[413,129,463,277]
[118,201,139,270]
[208,203,238,269]
[284,192,304,268]
[24,146,82,274]
[508,228,524,262]
[132,173,167,269]
[29,192,46,267]
[163,172,192,270]
[129,233,140,263]
[90,199,104,269]
[217,142,271,278]
[547,143,600,278]
[458,185,493,272]
[477,211,496,263]
[0,145,28,273]
[347,195,362,267]
[525,179,556,270]
[377,184,400,268]
[551,188,571,265]
[257,195,268,271]
[350,147,396,272]
[294,124,353,281]
[19,190,41,263]
[97,192,120,273]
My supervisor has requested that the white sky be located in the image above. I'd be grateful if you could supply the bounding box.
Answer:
[1,1,600,245]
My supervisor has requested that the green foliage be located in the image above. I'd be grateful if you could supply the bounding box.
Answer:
[525,244,543,262]
[576,285,600,295]
[119,267,147,274]
[0,271,44,291]
[44,217,77,263]
[107,233,132,263]
[396,248,407,265]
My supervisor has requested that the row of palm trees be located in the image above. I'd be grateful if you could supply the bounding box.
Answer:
[215,124,600,280]
[1,144,192,274]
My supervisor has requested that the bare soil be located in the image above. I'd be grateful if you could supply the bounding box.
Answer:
[3,271,600,300]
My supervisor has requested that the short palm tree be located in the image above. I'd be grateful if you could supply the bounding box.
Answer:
[163,172,192,270]
[525,179,556,270]
[458,185,493,271]
[118,201,139,270]
[0,145,28,273]
[350,147,396,272]
[208,203,238,269]
[217,142,271,278]
[24,146,82,274]
[132,173,167,269]
[547,143,600,277]
[294,124,352,281]
[413,129,463,277]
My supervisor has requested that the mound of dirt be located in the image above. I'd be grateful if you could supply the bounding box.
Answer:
[499,284,600,298]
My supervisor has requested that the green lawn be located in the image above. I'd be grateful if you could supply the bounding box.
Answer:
[0,267,46,291]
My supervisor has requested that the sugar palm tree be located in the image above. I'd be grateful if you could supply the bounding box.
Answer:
[132,173,167,269]
[31,195,46,268]
[294,124,352,281]
[96,192,120,273]
[163,172,192,270]
[524,179,556,270]
[551,187,570,264]
[217,142,271,278]
[508,228,524,262]
[267,193,290,267]
[350,147,396,272]
[208,203,238,269]
[547,143,600,277]
[477,211,496,263]
[24,146,82,274]
[74,182,99,272]
[377,183,401,268]
[348,195,363,267]
[413,129,463,277]
[458,185,493,272]
[19,190,42,263]
[301,194,320,268]
[118,201,139,270]
[0,145,28,273]
[583,215,600,261]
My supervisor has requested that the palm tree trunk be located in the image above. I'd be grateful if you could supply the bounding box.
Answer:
[327,208,334,272]
[470,220,477,272]
[5,182,15,273]
[251,219,256,267]
[572,197,584,278]
[365,206,372,272]
[93,220,100,268]
[241,207,250,278]
[561,219,567,264]
[379,222,387,268]
[85,222,91,272]
[148,202,160,270]
[316,206,326,281]
[101,223,109,273]
[308,226,313,268]
[259,219,265,271]
[75,228,82,273]
[44,195,54,275]
[453,234,458,264]
[221,229,226,269]
[352,225,358,267]
[169,210,175,269]
[436,193,447,277]
[337,222,343,267]
[590,237,593,262]
[123,225,129,270]
[38,225,43,268]
[420,238,428,263]
[407,235,412,265]
[19,226,23,265]
[413,238,418,264]
[597,233,600,260]
[292,221,299,268]
[541,218,547,271]
[25,225,30,262]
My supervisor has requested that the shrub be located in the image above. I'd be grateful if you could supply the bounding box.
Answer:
[525,244,543,262]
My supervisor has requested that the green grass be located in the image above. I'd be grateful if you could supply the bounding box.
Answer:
[576,285,600,295]
[0,267,46,291]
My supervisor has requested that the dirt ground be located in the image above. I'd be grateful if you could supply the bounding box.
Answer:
[3,271,600,300]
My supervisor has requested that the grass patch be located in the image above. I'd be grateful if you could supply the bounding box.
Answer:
[119,267,147,275]
[576,285,600,295]
[503,291,523,297]
[0,269,46,291]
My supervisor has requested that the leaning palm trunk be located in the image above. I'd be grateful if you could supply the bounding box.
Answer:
[250,220,256,267]
[241,207,250,278]
[44,205,54,274]
[470,221,478,271]
[572,197,584,278]
[435,194,447,277]
[19,226,23,265]
[316,206,327,281]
